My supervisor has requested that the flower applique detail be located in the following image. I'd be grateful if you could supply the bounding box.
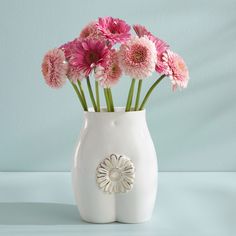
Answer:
[96,154,135,193]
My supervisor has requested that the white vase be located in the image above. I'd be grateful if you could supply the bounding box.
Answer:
[72,107,158,223]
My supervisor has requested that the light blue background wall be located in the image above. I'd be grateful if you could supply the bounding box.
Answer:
[0,0,235,171]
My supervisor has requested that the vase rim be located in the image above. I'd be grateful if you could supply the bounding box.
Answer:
[84,107,145,114]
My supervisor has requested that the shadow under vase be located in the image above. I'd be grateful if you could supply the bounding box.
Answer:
[0,202,86,225]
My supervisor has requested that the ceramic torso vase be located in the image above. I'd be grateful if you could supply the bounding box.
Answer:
[72,108,158,223]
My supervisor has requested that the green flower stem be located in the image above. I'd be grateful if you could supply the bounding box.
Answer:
[95,81,100,112]
[86,77,97,112]
[77,80,88,111]
[107,88,114,112]
[139,75,166,110]
[70,81,87,111]
[104,88,111,112]
[134,80,143,111]
[125,79,136,112]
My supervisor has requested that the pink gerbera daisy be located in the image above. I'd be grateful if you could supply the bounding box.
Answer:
[79,21,104,40]
[96,17,131,44]
[151,35,169,74]
[133,24,169,74]
[133,24,152,37]
[163,50,189,90]
[41,48,68,88]
[119,36,157,79]
[67,65,84,83]
[59,40,84,83]
[60,39,77,61]
[95,50,122,88]
[69,38,109,77]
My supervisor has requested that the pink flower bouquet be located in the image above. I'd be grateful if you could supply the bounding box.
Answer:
[41,16,189,112]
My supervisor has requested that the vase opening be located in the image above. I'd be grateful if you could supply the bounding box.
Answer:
[86,107,145,113]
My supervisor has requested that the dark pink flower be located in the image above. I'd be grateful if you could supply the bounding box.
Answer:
[59,39,77,61]
[41,48,67,88]
[149,35,169,74]
[60,40,84,82]
[133,24,151,37]
[69,38,109,77]
[96,17,131,44]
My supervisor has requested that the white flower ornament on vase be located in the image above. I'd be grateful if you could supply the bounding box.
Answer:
[96,154,135,193]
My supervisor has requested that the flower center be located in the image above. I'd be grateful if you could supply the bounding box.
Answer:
[110,28,116,34]
[177,61,185,71]
[109,22,118,34]
[87,51,99,64]
[83,31,90,38]
[109,168,121,181]
[43,63,49,75]
[111,65,117,73]
[131,44,148,63]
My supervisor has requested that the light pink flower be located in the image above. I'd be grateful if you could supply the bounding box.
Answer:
[96,17,131,44]
[69,38,109,77]
[163,50,189,90]
[119,36,157,79]
[133,24,169,74]
[67,66,84,83]
[79,21,104,40]
[95,50,122,88]
[41,48,68,88]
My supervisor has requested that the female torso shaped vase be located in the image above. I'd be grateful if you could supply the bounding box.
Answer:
[72,107,158,223]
